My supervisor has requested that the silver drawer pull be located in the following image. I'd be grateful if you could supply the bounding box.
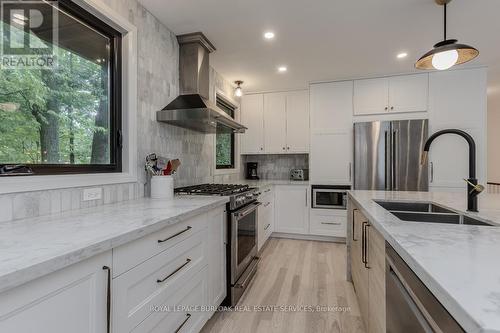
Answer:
[264,223,271,230]
[174,313,191,333]
[321,222,341,225]
[156,258,191,283]
[264,189,271,193]
[158,226,192,243]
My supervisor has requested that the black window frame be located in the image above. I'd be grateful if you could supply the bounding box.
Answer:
[215,96,236,170]
[1,0,123,175]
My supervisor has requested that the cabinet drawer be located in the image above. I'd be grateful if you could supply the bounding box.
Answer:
[113,231,206,332]
[131,267,208,333]
[309,210,347,237]
[113,213,207,277]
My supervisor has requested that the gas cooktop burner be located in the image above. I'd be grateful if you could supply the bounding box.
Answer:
[174,183,251,196]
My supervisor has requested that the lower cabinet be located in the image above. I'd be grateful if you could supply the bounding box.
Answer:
[0,251,112,333]
[257,186,274,251]
[350,207,386,333]
[275,185,309,234]
[309,209,347,237]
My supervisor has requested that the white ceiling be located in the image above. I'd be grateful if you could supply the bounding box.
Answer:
[139,0,500,93]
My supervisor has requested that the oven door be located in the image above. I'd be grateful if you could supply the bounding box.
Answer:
[231,201,260,284]
[312,189,347,209]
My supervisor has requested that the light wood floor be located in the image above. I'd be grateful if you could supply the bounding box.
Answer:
[201,238,366,333]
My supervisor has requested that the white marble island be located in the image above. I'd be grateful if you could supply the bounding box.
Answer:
[348,190,500,333]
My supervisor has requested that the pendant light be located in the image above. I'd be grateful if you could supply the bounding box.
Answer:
[234,80,244,97]
[415,0,479,70]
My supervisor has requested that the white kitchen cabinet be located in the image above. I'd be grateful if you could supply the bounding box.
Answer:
[310,132,352,184]
[354,77,389,115]
[207,207,227,307]
[388,74,428,113]
[353,74,428,115]
[241,90,309,154]
[257,186,274,251]
[241,94,265,154]
[264,92,287,153]
[428,68,487,189]
[286,90,310,152]
[0,251,111,333]
[275,185,309,234]
[309,209,347,237]
[310,81,353,133]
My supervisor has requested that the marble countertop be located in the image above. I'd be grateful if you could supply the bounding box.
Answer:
[0,196,228,293]
[348,190,500,333]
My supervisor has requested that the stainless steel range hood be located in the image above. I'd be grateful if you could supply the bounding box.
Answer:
[156,32,246,133]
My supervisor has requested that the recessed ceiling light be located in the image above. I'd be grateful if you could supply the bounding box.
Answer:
[278,66,287,73]
[264,31,275,40]
[397,52,408,59]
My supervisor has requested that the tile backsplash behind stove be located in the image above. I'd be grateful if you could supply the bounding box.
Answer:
[241,154,309,180]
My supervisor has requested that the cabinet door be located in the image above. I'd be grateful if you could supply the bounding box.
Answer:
[241,94,264,154]
[310,81,353,133]
[428,68,487,188]
[388,74,428,113]
[0,252,111,333]
[275,185,308,234]
[207,207,227,308]
[264,92,287,153]
[367,225,386,333]
[310,132,352,184]
[351,209,369,331]
[286,90,309,152]
[353,77,389,115]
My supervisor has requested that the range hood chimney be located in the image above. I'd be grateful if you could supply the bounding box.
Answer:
[157,32,246,133]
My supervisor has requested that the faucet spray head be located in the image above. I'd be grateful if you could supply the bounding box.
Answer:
[421,151,428,165]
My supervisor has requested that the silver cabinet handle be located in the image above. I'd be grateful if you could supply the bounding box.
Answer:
[157,258,191,283]
[158,226,192,243]
[174,314,192,333]
[390,106,394,110]
[348,162,352,182]
[305,190,308,207]
[321,222,341,225]
[264,223,271,230]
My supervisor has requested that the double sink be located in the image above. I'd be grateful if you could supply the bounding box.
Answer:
[375,201,495,226]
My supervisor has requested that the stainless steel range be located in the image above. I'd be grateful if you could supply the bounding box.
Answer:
[175,183,261,306]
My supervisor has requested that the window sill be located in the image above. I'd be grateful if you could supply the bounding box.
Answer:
[214,168,239,176]
[0,172,137,195]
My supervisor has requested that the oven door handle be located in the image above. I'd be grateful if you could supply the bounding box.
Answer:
[234,202,262,219]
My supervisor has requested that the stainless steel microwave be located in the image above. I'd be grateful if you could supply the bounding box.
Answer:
[311,185,350,210]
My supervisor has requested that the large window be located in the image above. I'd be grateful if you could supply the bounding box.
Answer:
[215,96,236,169]
[0,0,122,174]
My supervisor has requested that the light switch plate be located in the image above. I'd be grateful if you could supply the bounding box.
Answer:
[83,187,102,201]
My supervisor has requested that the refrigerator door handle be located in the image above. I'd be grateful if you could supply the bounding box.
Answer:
[392,129,398,191]
[384,130,390,190]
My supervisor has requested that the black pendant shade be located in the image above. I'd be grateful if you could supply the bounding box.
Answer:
[415,0,479,70]
[415,39,479,70]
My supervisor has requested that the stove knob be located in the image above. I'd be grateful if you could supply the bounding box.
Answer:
[246,193,253,199]
[254,192,261,196]
[237,197,245,204]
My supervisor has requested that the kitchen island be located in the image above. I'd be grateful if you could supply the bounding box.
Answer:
[348,190,500,333]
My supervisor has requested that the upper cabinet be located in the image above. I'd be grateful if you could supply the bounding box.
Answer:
[286,90,310,152]
[240,90,309,154]
[240,94,264,154]
[310,81,353,133]
[263,92,287,153]
[353,74,428,115]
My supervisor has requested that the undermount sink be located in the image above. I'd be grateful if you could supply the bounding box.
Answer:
[375,200,495,226]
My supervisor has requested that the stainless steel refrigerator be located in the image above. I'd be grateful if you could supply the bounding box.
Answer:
[354,119,428,191]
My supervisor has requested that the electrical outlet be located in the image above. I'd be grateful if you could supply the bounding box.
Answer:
[83,187,102,201]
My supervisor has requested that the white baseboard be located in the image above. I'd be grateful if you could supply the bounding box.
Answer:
[271,232,346,243]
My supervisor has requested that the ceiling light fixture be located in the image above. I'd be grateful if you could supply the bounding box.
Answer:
[234,80,244,97]
[278,66,287,73]
[264,31,275,39]
[415,0,478,71]
[397,52,408,59]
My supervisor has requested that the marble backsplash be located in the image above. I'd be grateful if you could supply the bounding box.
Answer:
[241,154,309,180]
[0,0,239,223]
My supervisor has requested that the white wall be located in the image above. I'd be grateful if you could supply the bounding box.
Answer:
[488,78,500,183]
